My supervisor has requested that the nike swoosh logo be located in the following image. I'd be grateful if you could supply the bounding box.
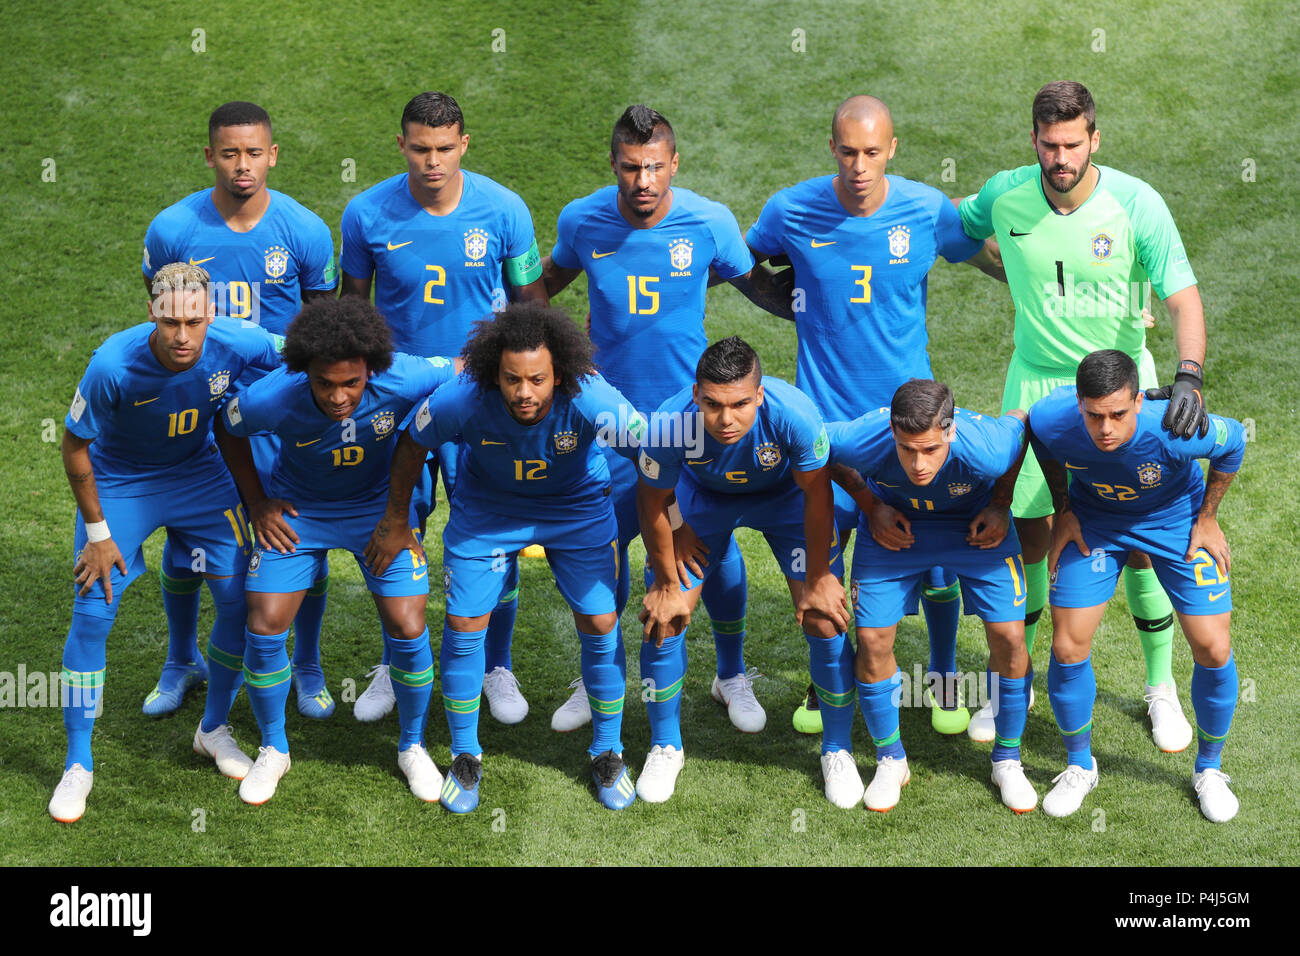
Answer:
[481,439,506,446]
[133,397,160,406]
[387,240,413,251]
[1208,589,1228,602]
[1009,230,1031,237]
[591,250,616,259]
[412,568,428,581]
[876,482,901,488]
[1014,596,1027,607]
[685,458,714,466]
[810,240,836,248]
[1064,462,1088,470]
[296,438,322,447]
[188,256,215,266]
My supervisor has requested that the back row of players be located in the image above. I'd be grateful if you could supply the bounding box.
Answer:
[50,83,1243,823]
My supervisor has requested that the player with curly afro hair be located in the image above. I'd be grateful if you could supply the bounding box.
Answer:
[461,300,594,401]
[282,296,395,376]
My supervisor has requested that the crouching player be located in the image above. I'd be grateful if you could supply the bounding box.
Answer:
[637,337,853,805]
[828,379,1036,812]
[366,301,646,812]
[1030,350,1246,822]
[215,297,458,805]
[50,262,284,822]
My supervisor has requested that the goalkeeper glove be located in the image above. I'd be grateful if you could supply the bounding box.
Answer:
[1144,359,1208,438]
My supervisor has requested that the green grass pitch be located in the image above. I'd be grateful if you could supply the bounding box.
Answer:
[1,0,1297,866]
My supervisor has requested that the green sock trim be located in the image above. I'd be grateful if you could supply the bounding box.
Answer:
[1058,719,1093,737]
[921,581,961,602]
[306,576,330,597]
[61,668,105,689]
[498,587,519,604]
[872,728,901,748]
[160,569,203,595]
[207,645,243,672]
[242,663,291,688]
[812,683,854,708]
[390,664,434,688]
[442,694,480,714]
[648,674,684,702]
[1196,725,1229,743]
[587,692,625,715]
[995,735,1022,748]
[711,617,746,635]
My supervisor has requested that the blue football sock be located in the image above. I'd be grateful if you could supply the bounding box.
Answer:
[440,623,486,756]
[290,574,328,677]
[61,613,112,771]
[808,632,856,753]
[702,536,747,678]
[856,671,906,761]
[380,623,392,667]
[1048,655,1096,767]
[580,624,625,757]
[921,573,960,707]
[1192,652,1237,772]
[159,542,202,668]
[641,630,686,749]
[243,628,292,752]
[388,629,435,751]
[991,673,1028,762]
[484,557,519,672]
[200,574,248,733]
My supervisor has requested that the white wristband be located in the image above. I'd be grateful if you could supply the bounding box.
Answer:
[85,520,111,543]
[667,500,684,531]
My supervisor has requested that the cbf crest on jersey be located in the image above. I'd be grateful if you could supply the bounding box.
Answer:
[464,228,490,262]
[370,411,396,438]
[208,370,231,399]
[1136,461,1162,488]
[948,482,972,497]
[1091,232,1113,260]
[888,224,910,261]
[669,238,693,272]
[755,442,782,470]
[553,430,578,454]
[264,245,290,279]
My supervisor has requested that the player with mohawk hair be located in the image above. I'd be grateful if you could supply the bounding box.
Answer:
[541,104,785,739]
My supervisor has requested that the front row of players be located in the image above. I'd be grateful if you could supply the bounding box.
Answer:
[51,275,1245,822]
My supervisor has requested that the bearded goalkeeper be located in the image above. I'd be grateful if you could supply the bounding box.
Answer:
[958,80,1208,751]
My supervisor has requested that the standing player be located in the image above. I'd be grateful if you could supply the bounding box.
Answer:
[365,302,646,812]
[141,101,339,720]
[342,91,548,725]
[48,263,283,823]
[541,104,773,734]
[958,81,1208,747]
[1029,350,1244,822]
[215,297,458,804]
[637,338,854,805]
[828,380,1036,812]
[746,95,1000,734]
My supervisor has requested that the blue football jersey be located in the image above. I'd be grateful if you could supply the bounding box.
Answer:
[66,318,284,496]
[1028,385,1246,524]
[828,407,1025,523]
[222,353,458,506]
[746,175,980,420]
[143,188,337,334]
[340,170,537,356]
[550,185,753,413]
[408,372,643,519]
[637,376,829,495]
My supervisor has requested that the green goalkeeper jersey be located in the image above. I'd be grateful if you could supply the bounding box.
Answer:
[959,163,1197,372]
